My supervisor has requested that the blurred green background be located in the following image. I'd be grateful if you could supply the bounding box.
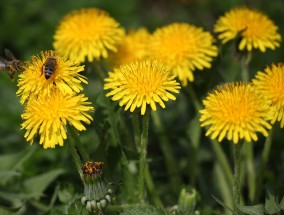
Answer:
[1,0,284,214]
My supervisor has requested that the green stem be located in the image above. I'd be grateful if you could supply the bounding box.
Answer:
[132,111,141,151]
[66,125,83,181]
[255,128,273,202]
[138,109,150,203]
[240,52,251,82]
[244,141,255,203]
[133,111,162,205]
[262,128,273,168]
[151,111,182,191]
[233,142,243,215]
[240,52,255,204]
[68,124,89,162]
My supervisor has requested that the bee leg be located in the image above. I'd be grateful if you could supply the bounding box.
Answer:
[9,72,15,81]
[41,65,44,77]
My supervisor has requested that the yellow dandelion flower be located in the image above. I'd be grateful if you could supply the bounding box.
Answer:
[110,28,151,66]
[17,50,87,104]
[200,82,272,144]
[21,89,94,149]
[253,63,284,127]
[53,8,125,63]
[149,23,218,86]
[104,60,181,115]
[214,7,281,52]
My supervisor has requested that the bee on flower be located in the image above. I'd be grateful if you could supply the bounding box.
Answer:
[17,50,87,104]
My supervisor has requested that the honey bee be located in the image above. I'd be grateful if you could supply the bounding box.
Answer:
[0,49,24,80]
[42,56,57,79]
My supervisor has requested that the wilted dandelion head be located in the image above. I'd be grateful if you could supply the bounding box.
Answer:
[21,89,94,149]
[104,60,181,115]
[253,63,284,127]
[214,7,281,52]
[109,28,151,66]
[16,50,87,104]
[53,8,125,63]
[149,23,218,86]
[200,82,272,144]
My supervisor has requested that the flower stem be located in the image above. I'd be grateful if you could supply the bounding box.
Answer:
[244,141,256,203]
[233,142,243,215]
[240,52,255,204]
[255,128,273,202]
[261,128,273,170]
[240,52,251,82]
[138,109,150,203]
[66,125,83,181]
[151,111,182,191]
[132,111,141,151]
[67,124,89,162]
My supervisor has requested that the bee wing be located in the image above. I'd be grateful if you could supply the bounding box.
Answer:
[4,48,16,60]
[0,56,8,68]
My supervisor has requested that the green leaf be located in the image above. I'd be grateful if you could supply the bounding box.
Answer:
[0,207,16,215]
[237,204,264,215]
[264,189,280,214]
[211,195,234,213]
[23,169,65,197]
[0,146,37,185]
[57,184,74,203]
[120,207,166,215]
[279,195,284,210]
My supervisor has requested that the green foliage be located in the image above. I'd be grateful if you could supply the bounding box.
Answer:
[238,205,265,215]
[1,0,284,214]
[119,207,166,215]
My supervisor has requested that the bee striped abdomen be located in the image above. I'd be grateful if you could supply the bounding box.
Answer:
[43,57,57,80]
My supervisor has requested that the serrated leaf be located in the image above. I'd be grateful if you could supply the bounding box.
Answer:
[120,207,165,215]
[265,188,280,214]
[23,169,65,197]
[237,204,264,215]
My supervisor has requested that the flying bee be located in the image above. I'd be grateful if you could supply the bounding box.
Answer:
[42,56,57,79]
[0,49,24,80]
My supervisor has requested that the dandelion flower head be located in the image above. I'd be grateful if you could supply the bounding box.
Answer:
[214,7,281,52]
[253,63,284,127]
[54,8,125,63]
[17,51,87,104]
[110,28,151,66]
[200,82,272,144]
[149,23,218,86]
[104,60,181,115]
[21,89,94,149]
